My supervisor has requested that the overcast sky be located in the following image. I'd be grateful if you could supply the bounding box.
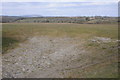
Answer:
[1,0,119,2]
[1,0,118,16]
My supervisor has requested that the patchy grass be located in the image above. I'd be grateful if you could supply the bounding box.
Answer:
[2,23,118,53]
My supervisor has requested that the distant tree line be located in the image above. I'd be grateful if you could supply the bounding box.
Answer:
[1,16,118,24]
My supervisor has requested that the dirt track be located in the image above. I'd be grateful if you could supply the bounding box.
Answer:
[2,36,118,78]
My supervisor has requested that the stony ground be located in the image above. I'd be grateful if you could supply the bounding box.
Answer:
[2,36,118,78]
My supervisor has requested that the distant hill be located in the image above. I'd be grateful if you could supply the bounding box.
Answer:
[22,15,43,17]
[0,16,25,23]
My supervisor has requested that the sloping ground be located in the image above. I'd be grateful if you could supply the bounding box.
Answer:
[2,36,118,78]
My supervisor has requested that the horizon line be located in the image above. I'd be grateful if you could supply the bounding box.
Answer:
[0,15,118,17]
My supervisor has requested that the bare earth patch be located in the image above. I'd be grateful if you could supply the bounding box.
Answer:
[2,36,118,78]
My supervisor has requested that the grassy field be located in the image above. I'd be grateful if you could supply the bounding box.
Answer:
[3,23,118,38]
[2,23,118,53]
[2,23,118,78]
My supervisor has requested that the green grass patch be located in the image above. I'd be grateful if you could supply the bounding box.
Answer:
[2,37,19,53]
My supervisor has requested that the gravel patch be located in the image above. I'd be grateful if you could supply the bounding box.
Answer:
[2,36,118,78]
[2,36,85,78]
